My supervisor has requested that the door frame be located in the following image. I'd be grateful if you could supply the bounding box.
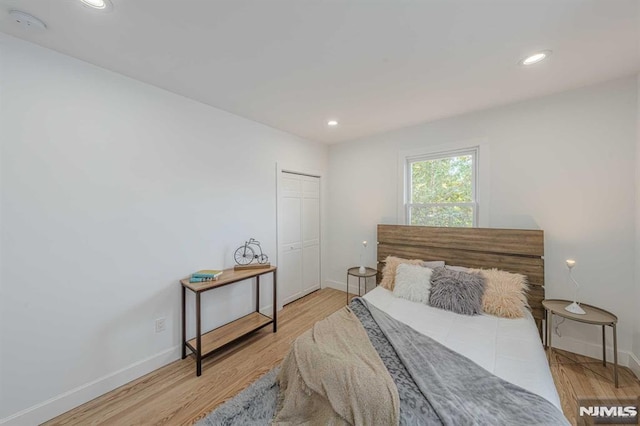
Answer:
[275,163,323,311]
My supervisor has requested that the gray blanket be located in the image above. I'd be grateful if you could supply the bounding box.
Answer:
[200,298,569,425]
[351,298,569,426]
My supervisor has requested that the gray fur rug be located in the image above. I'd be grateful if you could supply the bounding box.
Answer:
[196,368,279,426]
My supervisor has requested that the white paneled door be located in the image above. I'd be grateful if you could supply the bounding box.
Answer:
[279,172,320,306]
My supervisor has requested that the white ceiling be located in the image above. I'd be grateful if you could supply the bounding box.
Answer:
[1,0,639,144]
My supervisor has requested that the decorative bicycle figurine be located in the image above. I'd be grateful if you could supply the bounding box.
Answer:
[234,238,269,265]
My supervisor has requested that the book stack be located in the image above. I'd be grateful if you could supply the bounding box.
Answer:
[189,269,223,283]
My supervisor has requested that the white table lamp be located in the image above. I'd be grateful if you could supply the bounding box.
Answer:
[565,259,586,315]
[359,241,368,274]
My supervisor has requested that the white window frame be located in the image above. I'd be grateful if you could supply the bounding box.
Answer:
[398,140,490,227]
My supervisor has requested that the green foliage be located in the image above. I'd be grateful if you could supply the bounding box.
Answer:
[409,155,473,227]
[410,155,472,203]
[410,205,473,227]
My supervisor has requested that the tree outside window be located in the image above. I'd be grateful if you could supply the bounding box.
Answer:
[406,148,477,227]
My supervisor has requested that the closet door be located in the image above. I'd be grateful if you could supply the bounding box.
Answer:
[279,174,303,305]
[278,171,321,306]
[301,176,320,294]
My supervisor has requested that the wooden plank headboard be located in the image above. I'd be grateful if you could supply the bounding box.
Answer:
[377,224,545,333]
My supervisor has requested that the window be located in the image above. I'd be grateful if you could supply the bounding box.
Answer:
[405,147,478,227]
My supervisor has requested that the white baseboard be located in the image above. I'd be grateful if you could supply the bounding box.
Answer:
[545,335,640,379]
[629,352,640,379]
[325,279,347,293]
[259,304,275,316]
[0,346,181,426]
[325,279,374,296]
[551,335,629,366]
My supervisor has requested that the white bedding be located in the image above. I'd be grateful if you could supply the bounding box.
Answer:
[362,286,562,410]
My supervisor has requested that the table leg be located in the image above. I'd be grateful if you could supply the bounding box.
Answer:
[346,273,349,304]
[548,311,553,353]
[256,275,260,313]
[543,308,548,349]
[613,323,618,388]
[358,277,362,297]
[196,292,202,377]
[181,285,186,359]
[602,325,606,366]
[273,269,277,333]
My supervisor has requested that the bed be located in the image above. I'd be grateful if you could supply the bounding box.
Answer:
[362,287,561,409]
[200,224,567,425]
[370,224,560,411]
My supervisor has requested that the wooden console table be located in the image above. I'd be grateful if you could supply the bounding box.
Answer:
[181,266,277,376]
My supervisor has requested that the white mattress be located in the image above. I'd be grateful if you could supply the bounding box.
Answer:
[362,286,562,410]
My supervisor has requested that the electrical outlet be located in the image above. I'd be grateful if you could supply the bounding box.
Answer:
[155,317,166,333]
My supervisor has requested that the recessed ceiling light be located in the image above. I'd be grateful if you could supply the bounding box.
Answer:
[327,120,338,126]
[520,50,552,66]
[80,0,112,10]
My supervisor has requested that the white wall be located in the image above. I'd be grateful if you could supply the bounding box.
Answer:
[0,33,328,424]
[327,77,638,367]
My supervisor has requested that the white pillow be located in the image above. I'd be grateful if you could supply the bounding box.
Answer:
[393,264,433,304]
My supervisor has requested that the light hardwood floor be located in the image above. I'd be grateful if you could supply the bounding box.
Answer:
[45,288,347,426]
[45,288,640,425]
[548,348,640,425]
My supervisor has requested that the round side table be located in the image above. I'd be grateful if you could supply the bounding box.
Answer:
[542,299,618,387]
[346,267,378,304]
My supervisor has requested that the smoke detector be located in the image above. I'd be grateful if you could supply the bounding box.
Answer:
[8,10,47,30]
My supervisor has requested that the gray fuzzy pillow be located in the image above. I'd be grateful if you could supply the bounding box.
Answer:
[429,267,486,315]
